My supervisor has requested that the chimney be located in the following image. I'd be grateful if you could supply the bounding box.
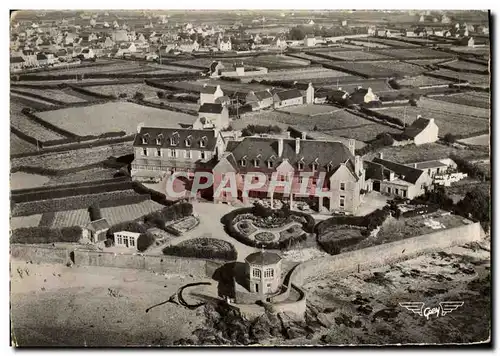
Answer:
[355,155,361,173]
[278,138,284,157]
[379,152,384,159]
[137,122,144,134]
[286,131,291,138]
[301,132,307,140]
[414,163,418,168]
[348,139,355,155]
[295,137,300,154]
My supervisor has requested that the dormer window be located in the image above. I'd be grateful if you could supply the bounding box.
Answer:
[297,161,304,170]
[253,159,260,167]
[267,161,273,169]
[185,135,192,147]
[311,162,319,171]
[200,136,207,148]
[156,133,163,145]
[170,133,179,146]
[141,133,149,144]
[327,162,333,172]
[240,156,247,167]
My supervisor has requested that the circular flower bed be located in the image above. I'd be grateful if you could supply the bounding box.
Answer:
[254,231,276,243]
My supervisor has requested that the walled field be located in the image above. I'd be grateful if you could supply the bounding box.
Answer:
[11,100,66,141]
[396,75,454,87]
[419,97,489,119]
[320,78,393,92]
[12,142,133,170]
[405,58,452,66]
[322,123,402,142]
[146,98,200,111]
[431,92,490,109]
[84,83,161,99]
[373,48,455,60]
[44,168,119,186]
[10,133,37,155]
[46,61,156,76]
[326,62,412,78]
[242,55,312,69]
[247,67,353,81]
[449,46,490,56]
[10,214,43,230]
[318,50,392,61]
[458,134,490,147]
[101,200,165,226]
[11,172,50,190]
[368,61,428,76]
[52,208,91,228]
[348,40,391,48]
[36,102,196,136]
[277,104,341,116]
[426,69,490,84]
[360,37,422,47]
[12,88,87,103]
[439,59,489,72]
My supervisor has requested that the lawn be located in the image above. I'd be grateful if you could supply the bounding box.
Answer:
[10,172,50,190]
[320,78,393,92]
[431,92,490,109]
[449,46,490,56]
[419,97,489,119]
[364,142,489,164]
[11,104,67,142]
[241,55,311,70]
[36,102,197,136]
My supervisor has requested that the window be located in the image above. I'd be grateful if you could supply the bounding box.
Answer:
[298,176,303,184]
[185,138,192,147]
[170,149,177,158]
[240,159,246,167]
[156,148,162,157]
[201,151,206,160]
[327,164,333,172]
[264,268,274,278]
[170,137,178,146]
[340,182,345,191]
[402,190,407,198]
[253,159,260,167]
[340,195,345,208]
[185,150,191,159]
[200,140,206,148]
[395,188,399,195]
[253,268,261,278]
[156,138,161,145]
[387,187,391,194]
[311,163,318,171]
[123,236,128,246]
[129,237,135,247]
[280,175,286,182]
[142,148,147,156]
[142,137,147,144]
[117,236,123,245]
[297,162,304,170]
[252,176,259,183]
[267,161,273,169]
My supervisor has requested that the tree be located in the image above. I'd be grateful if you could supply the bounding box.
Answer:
[289,26,306,40]
[134,91,145,100]
[88,203,102,222]
[443,133,456,144]
[313,124,319,131]
[157,91,165,99]
[137,232,156,252]
[457,187,490,230]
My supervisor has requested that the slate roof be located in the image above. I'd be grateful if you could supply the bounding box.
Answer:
[223,136,355,175]
[252,90,273,101]
[371,157,425,184]
[36,53,48,60]
[410,160,448,170]
[199,103,223,114]
[87,218,110,232]
[404,117,432,139]
[274,89,303,101]
[245,251,282,265]
[133,127,218,151]
[11,57,25,63]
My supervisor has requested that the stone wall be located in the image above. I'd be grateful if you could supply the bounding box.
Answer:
[291,222,482,285]
[10,244,71,265]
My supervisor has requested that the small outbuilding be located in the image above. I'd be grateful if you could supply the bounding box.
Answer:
[245,251,282,296]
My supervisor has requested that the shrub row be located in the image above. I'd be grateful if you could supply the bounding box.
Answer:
[98,194,150,208]
[11,190,140,216]
[42,131,128,147]
[241,124,282,137]
[11,89,67,106]
[401,204,439,218]
[360,107,405,127]
[11,181,134,204]
[143,202,193,229]
[315,208,391,235]
[131,181,175,206]
[137,232,156,252]
[22,109,78,138]
[11,226,82,244]
[450,154,490,181]
[220,76,241,82]
[138,99,198,116]
[68,84,117,99]
[162,237,237,261]
[317,229,366,255]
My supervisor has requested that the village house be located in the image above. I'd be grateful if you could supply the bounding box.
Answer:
[402,116,439,145]
[245,251,282,296]
[114,231,140,249]
[83,218,110,243]
[303,35,316,47]
[348,87,379,105]
[405,158,457,178]
[218,37,232,51]
[213,135,365,214]
[131,126,226,181]
[194,103,230,130]
[364,155,433,199]
[245,90,274,111]
[273,89,304,108]
[10,56,25,71]
[177,40,200,52]
[199,84,224,105]
[80,48,96,60]
[111,29,128,42]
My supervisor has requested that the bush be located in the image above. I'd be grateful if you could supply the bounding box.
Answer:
[450,154,489,181]
[143,202,193,229]
[134,91,145,100]
[443,133,456,144]
[88,202,102,221]
[456,186,490,230]
[241,124,282,137]
[163,237,237,260]
[11,226,82,244]
[119,93,127,98]
[157,91,165,99]
[315,208,390,235]
[137,232,156,252]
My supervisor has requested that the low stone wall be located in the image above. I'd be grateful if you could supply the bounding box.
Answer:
[267,284,307,318]
[291,222,483,285]
[10,244,71,265]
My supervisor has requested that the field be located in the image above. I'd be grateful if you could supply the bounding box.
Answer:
[277,104,341,116]
[12,88,87,104]
[405,58,453,66]
[11,172,50,190]
[320,78,393,92]
[101,200,165,226]
[44,168,119,186]
[146,98,200,111]
[458,134,490,147]
[10,214,43,230]
[431,92,490,109]
[84,83,161,99]
[316,50,392,61]
[326,62,414,78]
[396,75,454,87]
[364,142,489,164]
[426,69,490,84]
[449,46,490,56]
[52,208,91,228]
[371,97,489,136]
[348,40,391,49]
[246,67,353,81]
[322,123,402,142]
[36,102,196,136]
[373,48,455,60]
[12,142,133,170]
[439,60,489,72]
[356,37,422,48]
[40,61,156,76]
[367,61,428,76]
[11,133,36,155]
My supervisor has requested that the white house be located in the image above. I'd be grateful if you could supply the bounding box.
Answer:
[114,231,141,249]
[199,84,224,105]
[403,116,439,145]
[273,89,304,108]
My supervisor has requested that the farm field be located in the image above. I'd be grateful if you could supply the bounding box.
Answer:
[101,200,165,226]
[320,78,393,92]
[449,46,490,56]
[348,40,391,48]
[10,172,50,190]
[10,214,43,230]
[438,59,489,72]
[246,67,353,81]
[204,79,271,93]
[373,48,455,60]
[11,142,133,170]
[396,75,454,87]
[431,92,490,109]
[277,104,341,116]
[12,88,87,103]
[322,123,402,142]
[42,61,155,76]
[43,168,119,186]
[371,103,489,137]
[147,98,200,111]
[52,209,90,228]
[10,100,66,141]
[242,55,312,69]
[368,61,428,76]
[364,142,489,164]
[458,134,490,147]
[419,97,489,119]
[356,37,422,47]
[326,61,412,78]
[316,50,393,61]
[10,92,57,109]
[405,58,452,66]
[426,69,490,84]
[84,83,160,99]
[36,102,196,136]
[10,133,37,155]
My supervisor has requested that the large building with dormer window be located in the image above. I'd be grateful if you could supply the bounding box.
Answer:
[212,135,365,214]
[131,126,226,182]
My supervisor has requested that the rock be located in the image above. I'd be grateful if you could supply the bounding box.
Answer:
[285,326,307,340]
[316,313,333,328]
[323,307,336,313]
[250,314,272,341]
[357,304,373,315]
[320,334,334,344]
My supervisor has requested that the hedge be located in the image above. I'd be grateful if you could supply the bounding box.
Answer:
[401,205,439,218]
[68,84,117,99]
[315,208,391,235]
[88,202,102,221]
[163,237,237,261]
[11,176,130,195]
[131,181,175,206]
[11,226,82,244]
[107,221,148,239]
[11,126,41,147]
[38,211,56,227]
[143,202,193,229]
[137,232,156,252]
[450,154,490,181]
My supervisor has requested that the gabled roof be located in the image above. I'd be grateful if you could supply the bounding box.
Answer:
[133,127,218,151]
[274,89,303,101]
[371,157,425,184]
[36,53,47,60]
[87,218,110,232]
[404,117,433,139]
[252,90,272,101]
[10,56,25,63]
[200,85,219,94]
[199,103,224,114]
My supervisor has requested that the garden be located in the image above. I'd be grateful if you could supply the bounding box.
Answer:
[221,203,315,250]
[163,237,237,261]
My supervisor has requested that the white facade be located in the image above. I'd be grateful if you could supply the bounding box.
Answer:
[114,231,141,249]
